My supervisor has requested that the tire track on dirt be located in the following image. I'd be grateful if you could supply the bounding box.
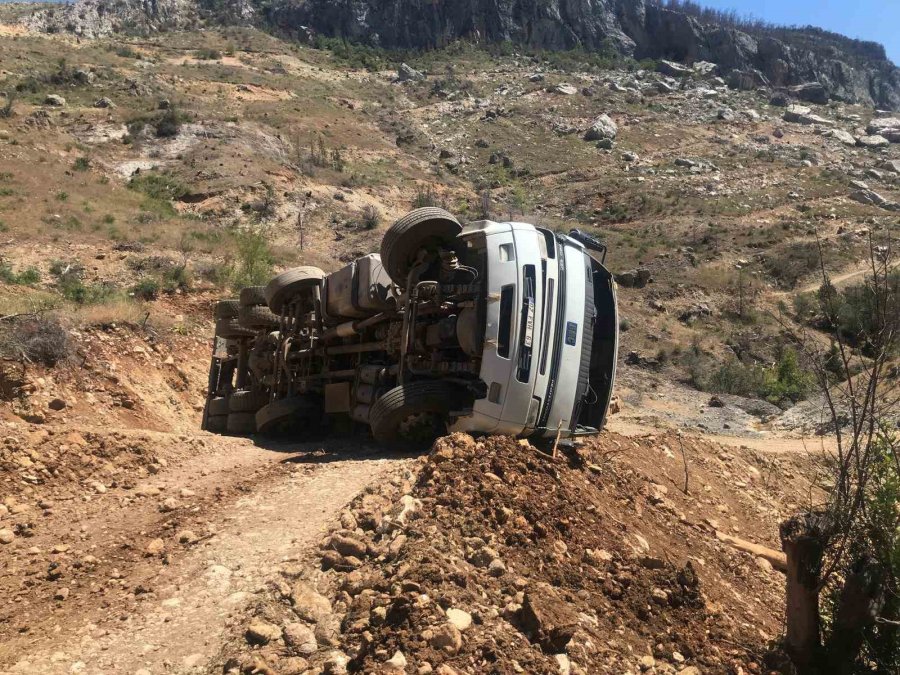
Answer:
[1,434,410,675]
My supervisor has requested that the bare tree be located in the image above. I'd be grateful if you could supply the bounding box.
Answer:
[778,229,898,672]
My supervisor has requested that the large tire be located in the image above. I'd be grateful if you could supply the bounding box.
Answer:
[215,318,257,338]
[214,299,241,319]
[369,380,465,446]
[207,414,228,433]
[238,304,279,330]
[380,207,461,286]
[239,286,267,307]
[229,389,270,413]
[264,267,325,314]
[208,395,231,416]
[255,396,321,436]
[226,412,256,435]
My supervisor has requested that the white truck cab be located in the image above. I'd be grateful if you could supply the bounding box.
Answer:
[452,220,618,439]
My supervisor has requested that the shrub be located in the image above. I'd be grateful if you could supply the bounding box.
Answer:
[130,278,160,300]
[0,316,71,367]
[128,172,188,201]
[360,205,381,230]
[0,261,40,285]
[413,185,442,208]
[226,228,273,290]
[196,48,222,60]
[58,278,119,305]
[0,93,14,119]
[72,156,91,171]
[155,107,182,138]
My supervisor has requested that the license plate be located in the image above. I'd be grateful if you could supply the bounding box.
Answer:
[524,298,535,348]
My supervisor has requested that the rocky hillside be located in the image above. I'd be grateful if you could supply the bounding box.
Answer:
[24,0,900,109]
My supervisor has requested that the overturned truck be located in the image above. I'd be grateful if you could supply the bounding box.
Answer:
[202,208,618,445]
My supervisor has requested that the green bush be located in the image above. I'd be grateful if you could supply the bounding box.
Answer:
[128,172,188,201]
[130,278,160,300]
[0,261,40,285]
[72,156,91,171]
[226,229,273,290]
[59,278,120,305]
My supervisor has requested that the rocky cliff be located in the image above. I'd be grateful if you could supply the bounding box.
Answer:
[25,0,900,109]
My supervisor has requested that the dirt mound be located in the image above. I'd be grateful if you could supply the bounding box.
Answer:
[222,430,815,674]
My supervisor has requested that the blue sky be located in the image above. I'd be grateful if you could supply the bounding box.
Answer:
[697,0,900,64]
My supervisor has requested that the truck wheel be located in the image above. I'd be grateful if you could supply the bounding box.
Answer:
[369,381,463,446]
[380,207,461,286]
[206,414,228,433]
[264,267,324,314]
[214,299,241,319]
[229,389,270,413]
[255,396,321,436]
[208,395,231,416]
[239,286,267,307]
[215,318,257,338]
[226,412,256,435]
[238,305,279,330]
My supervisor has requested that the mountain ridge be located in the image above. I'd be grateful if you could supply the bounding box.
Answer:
[22,0,900,110]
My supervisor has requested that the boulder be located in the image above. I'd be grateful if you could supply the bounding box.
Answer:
[769,92,791,107]
[583,114,617,142]
[397,63,425,82]
[790,82,828,104]
[857,135,890,148]
[552,83,578,95]
[726,68,768,91]
[44,94,66,106]
[290,580,332,622]
[520,583,579,653]
[850,189,899,211]
[93,97,114,108]
[878,159,900,173]
[830,129,857,146]
[783,105,832,126]
[866,117,900,135]
[657,59,692,77]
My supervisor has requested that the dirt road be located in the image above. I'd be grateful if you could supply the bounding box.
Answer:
[0,430,410,675]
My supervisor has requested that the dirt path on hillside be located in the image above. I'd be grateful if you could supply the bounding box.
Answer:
[0,432,410,675]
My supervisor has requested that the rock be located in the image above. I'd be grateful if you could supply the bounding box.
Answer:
[857,135,890,148]
[54,587,70,601]
[830,129,857,146]
[469,545,499,568]
[159,497,179,512]
[583,114,617,142]
[488,558,507,577]
[528,73,545,82]
[657,60,692,77]
[756,556,774,573]
[290,580,332,622]
[0,528,15,544]
[327,532,369,559]
[596,138,614,150]
[615,267,652,289]
[446,608,472,632]
[639,655,657,671]
[678,668,702,675]
[717,108,735,122]
[157,98,171,109]
[246,620,281,645]
[790,82,828,104]
[283,622,317,655]
[47,398,67,411]
[145,538,165,555]
[323,651,350,675]
[520,583,578,653]
[552,83,578,95]
[555,653,571,674]
[622,151,638,162]
[769,92,791,107]
[708,395,725,408]
[94,97,114,108]
[650,587,669,605]
[44,94,66,106]
[783,105,832,126]
[850,189,899,211]
[879,159,900,173]
[385,651,407,670]
[726,68,768,91]
[866,117,900,135]
[397,63,425,82]
[430,623,463,655]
